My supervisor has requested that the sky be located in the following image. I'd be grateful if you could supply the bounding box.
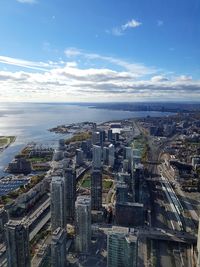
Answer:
[0,0,200,102]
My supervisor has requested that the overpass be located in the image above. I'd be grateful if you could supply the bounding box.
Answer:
[138,228,197,244]
[24,197,51,241]
[76,164,91,181]
[143,160,162,165]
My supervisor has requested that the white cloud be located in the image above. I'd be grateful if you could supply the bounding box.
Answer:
[0,52,199,102]
[111,28,124,36]
[122,19,142,30]
[17,0,37,3]
[65,48,82,57]
[151,75,169,82]
[64,48,156,77]
[65,62,77,68]
[176,75,192,82]
[0,55,50,71]
[109,19,142,36]
[0,61,199,102]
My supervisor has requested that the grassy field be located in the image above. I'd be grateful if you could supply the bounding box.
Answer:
[28,157,50,163]
[82,178,91,188]
[80,174,113,190]
[103,179,113,189]
[0,136,15,148]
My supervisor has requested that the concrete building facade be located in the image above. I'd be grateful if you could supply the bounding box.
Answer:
[51,176,65,231]
[92,145,102,169]
[107,226,138,267]
[51,227,67,267]
[63,168,76,223]
[5,220,30,267]
[91,169,102,210]
[75,196,91,254]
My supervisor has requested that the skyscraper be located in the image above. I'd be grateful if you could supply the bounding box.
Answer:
[99,130,106,147]
[51,227,67,267]
[103,147,109,165]
[116,182,128,203]
[76,149,84,166]
[75,196,91,253]
[51,176,65,231]
[117,172,131,190]
[122,159,129,173]
[108,144,115,167]
[0,208,8,242]
[92,131,100,145]
[5,220,30,267]
[92,145,102,169]
[107,226,138,267]
[108,129,113,142]
[58,139,65,151]
[63,168,76,223]
[91,169,102,210]
[125,147,133,173]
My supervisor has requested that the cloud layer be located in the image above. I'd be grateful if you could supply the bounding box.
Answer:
[0,49,199,102]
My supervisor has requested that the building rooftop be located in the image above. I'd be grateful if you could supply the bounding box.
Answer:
[116,202,144,208]
[75,196,91,206]
[52,227,65,240]
[109,226,129,235]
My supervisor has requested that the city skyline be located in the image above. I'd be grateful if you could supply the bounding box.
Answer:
[1,110,200,266]
[0,0,200,102]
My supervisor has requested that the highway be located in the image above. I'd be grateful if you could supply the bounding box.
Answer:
[23,197,51,241]
[0,197,51,266]
[138,227,196,244]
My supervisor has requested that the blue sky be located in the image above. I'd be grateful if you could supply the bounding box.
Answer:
[0,0,200,102]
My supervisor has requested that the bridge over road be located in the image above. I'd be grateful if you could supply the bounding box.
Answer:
[138,227,197,244]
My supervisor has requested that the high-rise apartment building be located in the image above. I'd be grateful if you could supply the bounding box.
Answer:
[107,226,138,267]
[116,182,128,203]
[51,176,65,231]
[5,220,30,267]
[103,147,109,165]
[108,144,115,167]
[76,149,84,166]
[125,147,133,173]
[75,196,91,253]
[63,168,76,223]
[92,145,102,169]
[108,129,113,142]
[99,130,106,147]
[91,169,102,210]
[51,227,67,267]
[0,208,8,242]
[92,131,100,145]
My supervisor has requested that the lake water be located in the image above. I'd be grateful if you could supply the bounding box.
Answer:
[0,102,172,177]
